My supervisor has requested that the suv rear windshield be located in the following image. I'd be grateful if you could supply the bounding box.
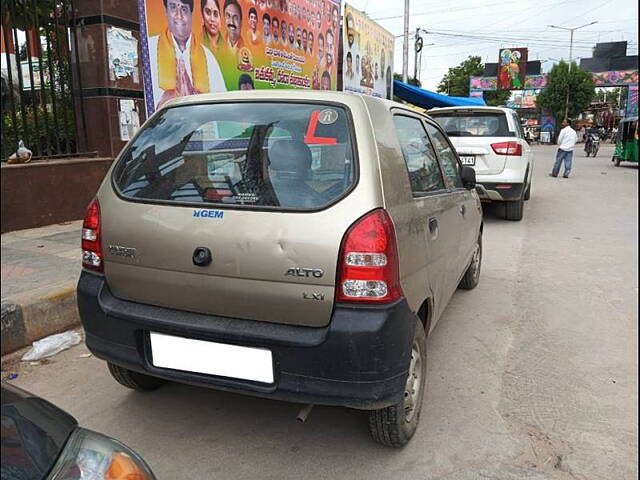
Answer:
[430,112,513,137]
[113,102,355,210]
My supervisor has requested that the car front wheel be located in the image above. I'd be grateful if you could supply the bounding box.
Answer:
[368,318,427,447]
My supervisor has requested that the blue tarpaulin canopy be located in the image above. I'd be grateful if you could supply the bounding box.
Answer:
[393,80,487,109]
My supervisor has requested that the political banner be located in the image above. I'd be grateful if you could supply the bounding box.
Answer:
[342,3,394,99]
[469,76,497,91]
[628,85,638,117]
[139,0,342,115]
[497,48,528,90]
[591,70,638,87]
[521,89,541,109]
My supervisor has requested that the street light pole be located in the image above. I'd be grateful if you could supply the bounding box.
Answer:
[548,21,598,121]
[402,0,409,83]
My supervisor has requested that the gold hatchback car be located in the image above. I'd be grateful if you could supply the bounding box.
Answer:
[77,90,483,447]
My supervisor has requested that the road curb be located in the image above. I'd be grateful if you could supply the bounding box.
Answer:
[1,283,80,356]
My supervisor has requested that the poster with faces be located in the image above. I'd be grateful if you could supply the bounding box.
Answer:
[342,3,394,100]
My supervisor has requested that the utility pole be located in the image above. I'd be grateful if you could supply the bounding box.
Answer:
[414,28,420,82]
[549,21,598,121]
[402,0,409,83]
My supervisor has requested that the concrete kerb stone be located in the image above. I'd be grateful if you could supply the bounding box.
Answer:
[1,301,26,355]
[1,281,80,356]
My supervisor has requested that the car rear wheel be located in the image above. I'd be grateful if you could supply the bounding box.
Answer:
[615,157,621,167]
[524,181,531,201]
[368,318,426,447]
[504,198,524,221]
[459,234,482,290]
[108,362,167,391]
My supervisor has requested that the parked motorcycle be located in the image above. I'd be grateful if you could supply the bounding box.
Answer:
[585,134,600,157]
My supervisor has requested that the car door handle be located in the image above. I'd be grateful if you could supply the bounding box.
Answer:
[428,217,439,239]
[460,204,466,216]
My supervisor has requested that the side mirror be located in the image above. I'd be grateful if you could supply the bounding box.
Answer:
[460,166,476,190]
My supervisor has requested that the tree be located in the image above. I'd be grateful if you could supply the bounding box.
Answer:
[436,56,510,106]
[536,60,595,122]
[594,87,626,109]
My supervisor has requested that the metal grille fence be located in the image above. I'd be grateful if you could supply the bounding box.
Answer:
[1,0,91,161]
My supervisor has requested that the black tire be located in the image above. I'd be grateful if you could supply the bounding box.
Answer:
[108,362,167,391]
[459,234,482,290]
[615,157,621,167]
[524,181,531,201]
[504,198,524,221]
[368,319,427,448]
[593,147,598,157]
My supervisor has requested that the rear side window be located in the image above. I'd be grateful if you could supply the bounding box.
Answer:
[425,123,464,189]
[430,112,513,137]
[393,115,446,196]
[113,103,355,210]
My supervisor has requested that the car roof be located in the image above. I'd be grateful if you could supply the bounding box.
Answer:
[428,106,514,115]
[162,89,399,110]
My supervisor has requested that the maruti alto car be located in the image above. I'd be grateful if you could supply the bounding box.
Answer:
[77,91,483,447]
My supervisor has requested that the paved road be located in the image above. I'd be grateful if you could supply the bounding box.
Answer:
[4,144,637,479]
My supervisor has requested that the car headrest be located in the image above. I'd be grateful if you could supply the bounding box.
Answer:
[269,140,312,179]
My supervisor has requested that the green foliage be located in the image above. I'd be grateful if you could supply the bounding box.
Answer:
[3,1,61,30]
[437,56,483,96]
[483,90,511,107]
[594,87,626,109]
[436,56,509,106]
[536,60,595,122]
[2,100,76,160]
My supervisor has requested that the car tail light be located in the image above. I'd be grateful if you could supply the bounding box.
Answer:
[336,209,402,303]
[49,428,156,480]
[491,141,522,156]
[81,199,103,272]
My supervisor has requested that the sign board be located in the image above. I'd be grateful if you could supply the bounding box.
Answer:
[342,3,394,99]
[139,0,342,115]
[628,85,638,116]
[497,48,528,90]
[470,76,497,91]
[592,70,638,87]
[20,59,48,89]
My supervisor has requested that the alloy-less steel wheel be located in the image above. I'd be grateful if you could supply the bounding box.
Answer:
[368,319,427,447]
[459,234,482,290]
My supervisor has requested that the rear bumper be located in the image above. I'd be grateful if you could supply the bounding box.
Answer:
[475,182,524,201]
[77,271,416,409]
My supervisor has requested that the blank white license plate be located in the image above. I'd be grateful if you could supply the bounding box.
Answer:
[460,156,476,166]
[150,332,274,383]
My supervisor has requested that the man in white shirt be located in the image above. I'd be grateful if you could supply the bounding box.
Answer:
[550,120,578,178]
[148,0,226,110]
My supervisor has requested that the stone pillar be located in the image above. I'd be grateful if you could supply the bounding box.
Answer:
[72,0,146,158]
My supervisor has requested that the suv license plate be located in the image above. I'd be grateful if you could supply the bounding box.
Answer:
[149,332,274,383]
[460,156,475,166]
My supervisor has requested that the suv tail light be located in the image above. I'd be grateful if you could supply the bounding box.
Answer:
[336,209,402,303]
[491,141,522,156]
[81,198,103,272]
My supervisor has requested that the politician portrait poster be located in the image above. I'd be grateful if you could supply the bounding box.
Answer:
[139,0,342,115]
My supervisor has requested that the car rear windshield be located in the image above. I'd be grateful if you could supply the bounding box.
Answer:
[113,102,356,210]
[430,112,513,137]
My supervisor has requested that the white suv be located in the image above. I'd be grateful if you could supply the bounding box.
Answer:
[429,106,533,221]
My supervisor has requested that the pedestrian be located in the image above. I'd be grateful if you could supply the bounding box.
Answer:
[550,119,578,178]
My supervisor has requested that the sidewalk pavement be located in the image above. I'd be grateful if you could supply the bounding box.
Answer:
[1,221,82,355]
